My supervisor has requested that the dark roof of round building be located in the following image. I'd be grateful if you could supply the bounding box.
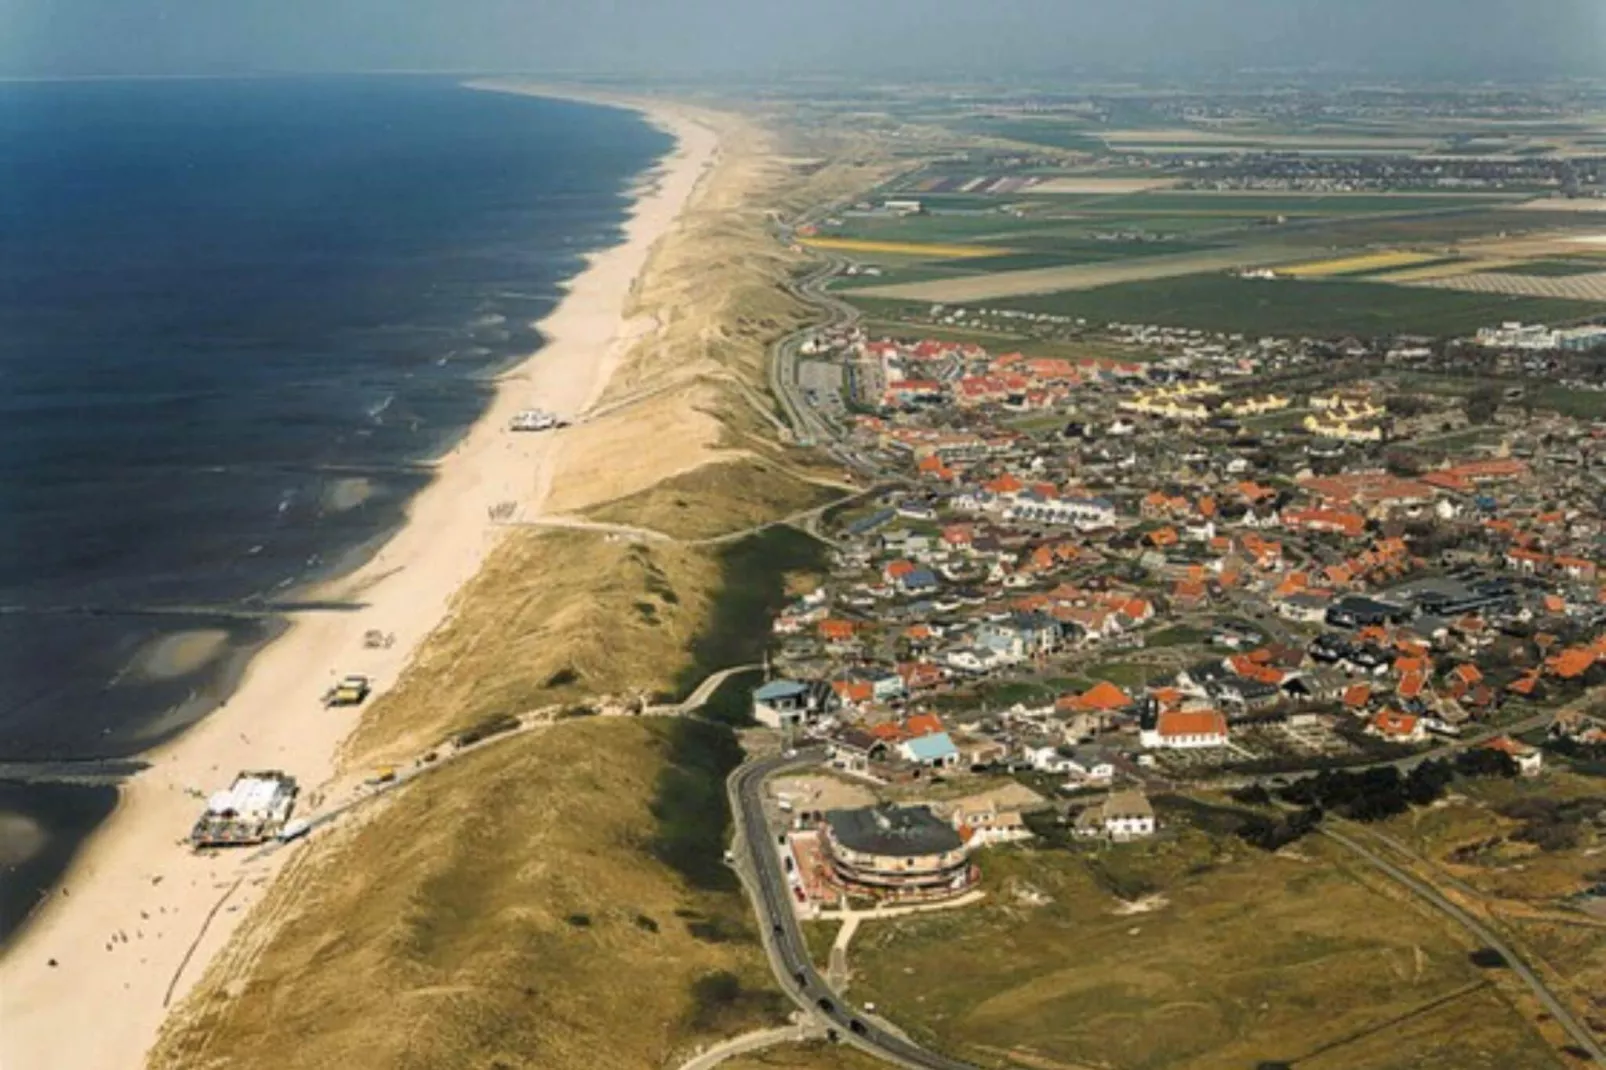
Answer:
[825,804,963,857]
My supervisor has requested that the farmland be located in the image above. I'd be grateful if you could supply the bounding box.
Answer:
[798,236,1011,259]
[854,274,1606,338]
[1282,250,1446,278]
[1407,270,1606,302]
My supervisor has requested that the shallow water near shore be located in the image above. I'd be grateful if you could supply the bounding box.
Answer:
[0,76,671,945]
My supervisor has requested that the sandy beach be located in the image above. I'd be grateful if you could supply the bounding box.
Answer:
[0,89,717,1070]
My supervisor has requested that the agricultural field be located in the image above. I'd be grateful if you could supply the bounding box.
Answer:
[849,836,1566,1070]
[950,115,1110,153]
[848,246,1311,302]
[853,274,1606,338]
[799,236,1010,259]
[1406,270,1606,302]
[1282,250,1446,278]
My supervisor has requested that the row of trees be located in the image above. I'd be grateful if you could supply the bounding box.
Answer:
[1231,748,1519,849]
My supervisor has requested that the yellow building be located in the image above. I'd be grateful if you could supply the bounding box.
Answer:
[1223,393,1291,416]
[1304,412,1383,443]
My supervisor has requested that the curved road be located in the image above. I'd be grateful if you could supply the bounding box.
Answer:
[727,748,979,1070]
[771,252,858,452]
[1320,824,1605,1064]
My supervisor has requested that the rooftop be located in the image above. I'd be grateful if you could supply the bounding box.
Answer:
[826,804,964,858]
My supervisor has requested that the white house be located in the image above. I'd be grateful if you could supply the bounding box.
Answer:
[1008,495,1117,531]
[1074,790,1157,841]
[943,647,1005,675]
[943,787,1042,848]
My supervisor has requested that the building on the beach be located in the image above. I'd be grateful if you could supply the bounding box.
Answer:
[820,804,974,899]
[191,771,299,848]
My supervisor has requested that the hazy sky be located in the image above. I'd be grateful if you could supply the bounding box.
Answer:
[4,0,1603,80]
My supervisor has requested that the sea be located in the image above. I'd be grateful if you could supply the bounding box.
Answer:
[0,77,673,944]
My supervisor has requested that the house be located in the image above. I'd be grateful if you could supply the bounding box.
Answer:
[1278,591,1332,624]
[1009,495,1117,530]
[1060,744,1120,784]
[1062,680,1133,715]
[953,735,1009,769]
[943,784,1044,847]
[752,679,815,730]
[1282,668,1345,703]
[852,668,907,703]
[1140,709,1229,749]
[1074,790,1157,841]
[975,613,1063,662]
[944,646,1006,675]
[827,727,889,775]
[1326,595,1403,629]
[899,731,962,769]
[1369,709,1425,743]
[1483,735,1543,777]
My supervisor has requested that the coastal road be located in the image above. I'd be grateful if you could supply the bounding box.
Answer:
[727,748,980,1070]
[1319,823,1606,1064]
[771,252,858,452]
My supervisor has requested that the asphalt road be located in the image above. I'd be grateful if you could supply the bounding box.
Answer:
[726,748,980,1070]
[1320,824,1606,1065]
[771,252,858,451]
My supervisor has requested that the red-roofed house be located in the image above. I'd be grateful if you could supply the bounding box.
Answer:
[1546,648,1596,680]
[1283,508,1367,538]
[1140,709,1228,749]
[1369,709,1425,743]
[1068,680,1133,714]
[1483,735,1543,777]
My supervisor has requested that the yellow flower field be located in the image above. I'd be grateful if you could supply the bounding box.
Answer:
[1281,250,1440,278]
[799,236,1010,259]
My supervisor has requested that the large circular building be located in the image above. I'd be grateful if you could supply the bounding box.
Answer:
[821,803,973,898]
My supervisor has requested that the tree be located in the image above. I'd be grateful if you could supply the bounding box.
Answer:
[1464,385,1501,425]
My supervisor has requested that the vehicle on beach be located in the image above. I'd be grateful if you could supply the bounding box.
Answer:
[324,674,371,707]
[508,408,570,432]
[277,818,312,843]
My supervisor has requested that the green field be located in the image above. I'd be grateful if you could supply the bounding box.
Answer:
[1300,209,1594,246]
[1529,384,1606,419]
[852,275,1606,339]
[1488,259,1606,277]
[952,116,1110,153]
[1059,191,1523,215]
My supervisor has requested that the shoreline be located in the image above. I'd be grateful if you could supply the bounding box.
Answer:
[0,87,717,1070]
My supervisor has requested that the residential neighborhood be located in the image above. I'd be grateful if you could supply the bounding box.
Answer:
[761,317,1606,912]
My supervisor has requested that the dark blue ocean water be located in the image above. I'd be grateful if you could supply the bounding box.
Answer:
[0,77,671,941]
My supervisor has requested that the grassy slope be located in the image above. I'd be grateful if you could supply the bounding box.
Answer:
[587,458,845,542]
[151,720,784,1070]
[342,530,721,765]
[849,837,1564,1070]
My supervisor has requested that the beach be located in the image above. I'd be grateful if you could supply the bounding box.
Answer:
[0,90,717,1070]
